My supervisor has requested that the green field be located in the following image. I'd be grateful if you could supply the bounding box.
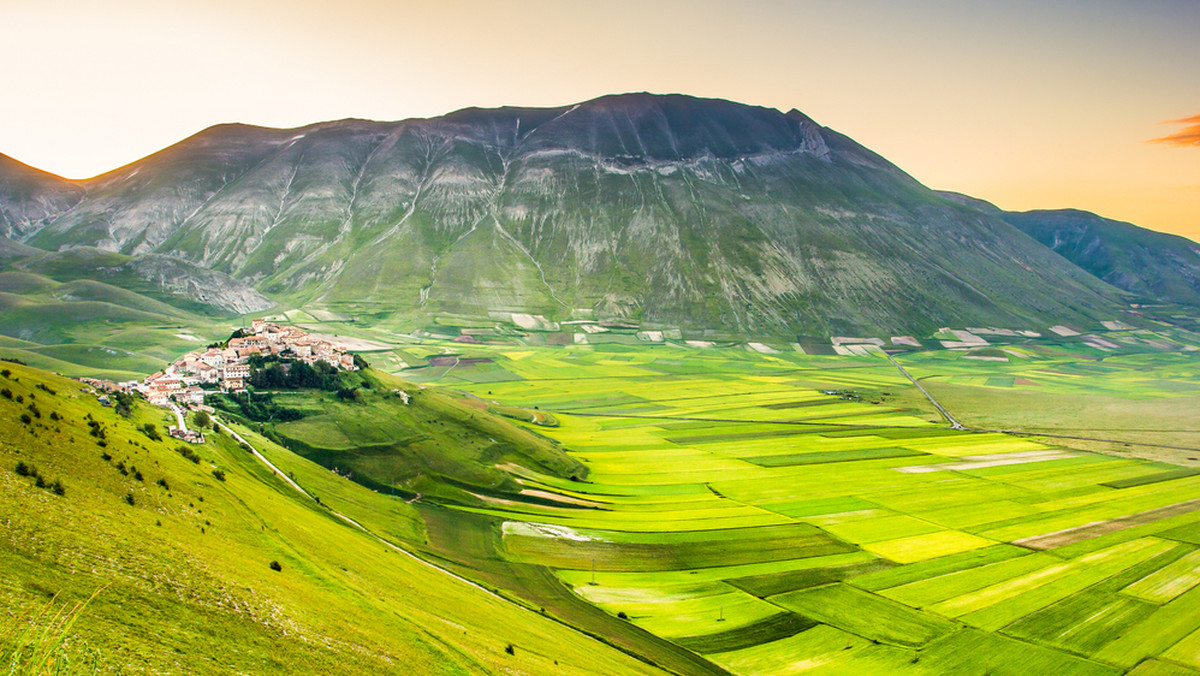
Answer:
[6,313,1200,674]
[398,334,1200,675]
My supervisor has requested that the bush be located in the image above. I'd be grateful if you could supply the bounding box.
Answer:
[113,391,134,418]
[157,478,170,490]
[269,560,282,572]
[176,446,201,464]
[0,368,9,378]
[26,403,40,419]
[617,611,628,620]
[19,413,31,425]
[36,383,55,395]
[504,644,515,656]
[49,411,60,421]
[124,493,135,506]
[133,469,144,482]
[51,480,65,496]
[0,388,11,399]
[210,392,303,423]
[15,461,31,476]
[212,469,226,482]
[141,423,161,441]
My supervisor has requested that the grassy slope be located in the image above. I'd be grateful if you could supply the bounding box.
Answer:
[0,362,663,675]
[237,368,585,504]
[0,262,233,380]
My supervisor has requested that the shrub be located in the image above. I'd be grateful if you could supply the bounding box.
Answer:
[0,368,9,378]
[157,478,170,490]
[15,461,31,476]
[51,480,65,496]
[35,475,47,489]
[113,391,134,418]
[100,452,112,462]
[133,469,144,482]
[0,388,11,399]
[26,404,40,419]
[124,493,135,506]
[212,469,226,482]
[269,560,282,572]
[141,423,161,441]
[19,413,31,425]
[176,446,201,464]
[505,644,515,656]
[617,611,628,620]
[49,411,60,421]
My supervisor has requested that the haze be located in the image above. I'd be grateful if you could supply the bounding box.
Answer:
[3,0,1197,239]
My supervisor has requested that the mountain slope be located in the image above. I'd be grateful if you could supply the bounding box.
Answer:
[3,94,1137,335]
[0,154,83,240]
[938,191,1200,307]
[1001,209,1200,306]
[9,246,273,316]
[0,361,663,675]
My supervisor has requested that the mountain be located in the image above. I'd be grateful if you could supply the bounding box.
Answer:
[1001,210,1200,306]
[938,191,1200,307]
[0,94,1138,336]
[0,153,83,240]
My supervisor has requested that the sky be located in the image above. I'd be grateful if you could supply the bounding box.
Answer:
[3,0,1198,240]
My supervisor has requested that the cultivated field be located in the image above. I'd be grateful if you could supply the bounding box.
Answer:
[414,337,1200,675]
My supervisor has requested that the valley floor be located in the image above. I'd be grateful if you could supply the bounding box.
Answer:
[406,337,1200,675]
[6,323,1200,674]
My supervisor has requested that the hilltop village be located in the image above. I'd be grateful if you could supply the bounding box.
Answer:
[134,320,358,407]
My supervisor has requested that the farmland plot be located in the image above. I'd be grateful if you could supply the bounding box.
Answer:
[415,341,1200,674]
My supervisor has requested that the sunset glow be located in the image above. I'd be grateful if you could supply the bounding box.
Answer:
[4,0,1197,239]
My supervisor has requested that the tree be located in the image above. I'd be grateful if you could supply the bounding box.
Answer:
[193,411,212,429]
[113,391,135,418]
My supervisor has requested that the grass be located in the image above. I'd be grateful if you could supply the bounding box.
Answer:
[398,337,1200,674]
[6,326,1200,674]
[2,587,105,675]
[0,361,664,675]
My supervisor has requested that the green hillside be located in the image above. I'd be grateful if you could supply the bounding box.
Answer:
[0,361,663,675]
[211,365,586,504]
[1000,209,1200,307]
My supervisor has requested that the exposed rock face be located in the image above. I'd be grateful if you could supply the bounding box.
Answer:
[123,255,274,315]
[10,247,272,316]
[0,94,1136,335]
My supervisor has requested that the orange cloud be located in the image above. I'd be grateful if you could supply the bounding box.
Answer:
[1150,114,1200,147]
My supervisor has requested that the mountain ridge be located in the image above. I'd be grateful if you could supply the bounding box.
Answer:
[0,93,1156,336]
[938,190,1200,307]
